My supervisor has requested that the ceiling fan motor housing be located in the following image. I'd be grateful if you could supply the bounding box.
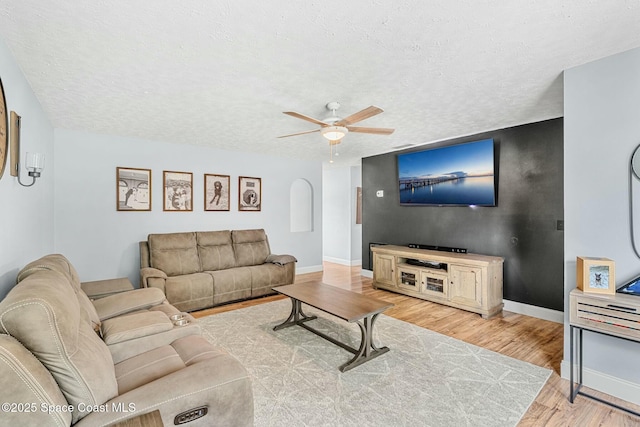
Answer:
[324,101,341,124]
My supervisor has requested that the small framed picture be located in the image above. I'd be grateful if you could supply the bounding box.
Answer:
[204,174,230,211]
[117,167,151,211]
[239,176,261,211]
[163,170,193,211]
[577,256,615,294]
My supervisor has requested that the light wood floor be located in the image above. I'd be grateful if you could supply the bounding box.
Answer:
[193,263,640,426]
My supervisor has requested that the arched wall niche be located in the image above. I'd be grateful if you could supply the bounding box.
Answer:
[290,178,313,232]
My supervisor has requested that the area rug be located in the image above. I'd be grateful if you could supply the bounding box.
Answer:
[199,299,551,427]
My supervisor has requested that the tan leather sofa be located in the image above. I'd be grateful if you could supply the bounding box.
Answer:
[140,229,296,312]
[16,254,203,364]
[0,254,253,426]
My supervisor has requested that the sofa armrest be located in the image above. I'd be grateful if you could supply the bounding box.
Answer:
[92,288,167,321]
[140,267,167,288]
[0,335,72,427]
[265,253,298,266]
[101,311,173,345]
[81,277,134,299]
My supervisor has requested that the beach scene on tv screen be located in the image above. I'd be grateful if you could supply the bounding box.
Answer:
[398,139,495,206]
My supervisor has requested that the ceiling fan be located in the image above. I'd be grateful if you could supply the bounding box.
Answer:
[278,102,395,144]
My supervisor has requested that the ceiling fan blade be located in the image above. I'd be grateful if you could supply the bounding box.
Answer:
[346,126,395,135]
[277,129,321,138]
[283,111,327,127]
[335,106,383,126]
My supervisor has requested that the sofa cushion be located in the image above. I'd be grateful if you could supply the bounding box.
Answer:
[148,232,201,276]
[208,268,252,305]
[17,253,82,288]
[197,230,236,271]
[165,272,214,312]
[17,254,102,332]
[232,229,271,267]
[0,270,118,424]
[115,346,184,395]
[114,335,227,395]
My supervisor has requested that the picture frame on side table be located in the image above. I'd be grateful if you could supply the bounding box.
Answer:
[238,176,261,211]
[116,167,151,211]
[577,256,615,295]
[163,170,193,211]
[204,174,230,211]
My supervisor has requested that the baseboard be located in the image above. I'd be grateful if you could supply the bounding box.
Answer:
[503,299,564,323]
[560,360,640,406]
[357,271,562,323]
[323,256,362,267]
[296,265,323,274]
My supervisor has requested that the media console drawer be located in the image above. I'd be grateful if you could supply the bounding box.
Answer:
[570,288,640,341]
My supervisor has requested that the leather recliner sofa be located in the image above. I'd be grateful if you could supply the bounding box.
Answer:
[139,228,297,312]
[0,254,253,426]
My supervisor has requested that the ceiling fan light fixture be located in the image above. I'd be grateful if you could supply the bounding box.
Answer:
[321,125,348,141]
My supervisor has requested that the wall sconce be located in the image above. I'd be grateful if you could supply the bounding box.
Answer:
[9,111,44,187]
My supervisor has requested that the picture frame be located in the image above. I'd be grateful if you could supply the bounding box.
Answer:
[204,174,230,211]
[576,256,615,295]
[238,176,261,211]
[117,167,151,211]
[163,170,193,211]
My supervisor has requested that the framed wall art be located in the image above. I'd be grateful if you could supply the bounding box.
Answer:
[204,174,230,211]
[116,167,151,211]
[163,170,193,211]
[239,176,261,211]
[576,256,615,295]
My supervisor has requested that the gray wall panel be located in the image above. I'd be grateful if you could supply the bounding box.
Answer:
[362,118,563,311]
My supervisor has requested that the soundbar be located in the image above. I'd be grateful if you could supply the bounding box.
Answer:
[407,243,467,254]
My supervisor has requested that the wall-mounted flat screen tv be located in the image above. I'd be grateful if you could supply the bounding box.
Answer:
[397,138,496,206]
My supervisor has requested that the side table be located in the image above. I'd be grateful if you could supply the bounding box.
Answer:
[569,288,640,417]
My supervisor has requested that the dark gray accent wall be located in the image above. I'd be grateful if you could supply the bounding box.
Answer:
[362,118,563,311]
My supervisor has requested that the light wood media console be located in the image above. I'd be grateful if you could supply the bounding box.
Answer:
[371,245,504,318]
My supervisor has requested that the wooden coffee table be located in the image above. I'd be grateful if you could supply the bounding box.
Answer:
[272,283,393,372]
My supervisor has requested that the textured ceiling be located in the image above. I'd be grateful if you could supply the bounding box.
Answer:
[1,1,640,167]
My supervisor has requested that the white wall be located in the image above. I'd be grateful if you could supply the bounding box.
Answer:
[54,129,323,285]
[322,165,362,266]
[564,46,640,404]
[0,39,54,299]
